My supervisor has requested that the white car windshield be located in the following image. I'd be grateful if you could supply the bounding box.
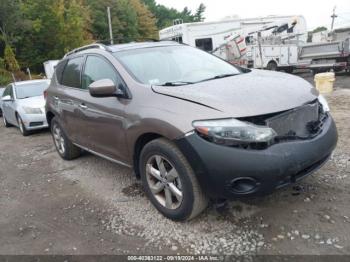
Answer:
[15,82,50,99]
[113,45,242,86]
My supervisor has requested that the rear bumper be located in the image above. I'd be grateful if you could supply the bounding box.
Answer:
[175,115,338,199]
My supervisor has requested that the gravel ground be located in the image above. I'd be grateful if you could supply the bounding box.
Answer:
[0,73,349,255]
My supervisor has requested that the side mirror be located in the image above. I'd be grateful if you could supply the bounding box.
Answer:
[2,95,12,102]
[88,79,124,98]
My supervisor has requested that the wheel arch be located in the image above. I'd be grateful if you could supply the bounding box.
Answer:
[15,111,20,125]
[267,59,278,67]
[133,132,164,178]
[46,111,55,128]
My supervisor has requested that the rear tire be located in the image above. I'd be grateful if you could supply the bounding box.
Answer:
[17,114,30,136]
[267,61,278,71]
[139,138,208,221]
[51,117,81,160]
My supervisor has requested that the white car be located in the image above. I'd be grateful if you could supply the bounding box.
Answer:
[0,87,5,116]
[2,80,50,136]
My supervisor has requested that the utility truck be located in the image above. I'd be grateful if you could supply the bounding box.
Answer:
[298,38,350,74]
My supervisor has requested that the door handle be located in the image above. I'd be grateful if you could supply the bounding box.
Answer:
[79,103,88,110]
[53,96,59,100]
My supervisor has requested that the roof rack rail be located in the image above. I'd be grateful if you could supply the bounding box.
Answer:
[63,43,112,58]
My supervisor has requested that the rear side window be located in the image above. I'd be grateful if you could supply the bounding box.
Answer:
[55,60,68,84]
[61,56,84,88]
[82,55,121,90]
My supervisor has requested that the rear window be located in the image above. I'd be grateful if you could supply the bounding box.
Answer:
[61,56,84,88]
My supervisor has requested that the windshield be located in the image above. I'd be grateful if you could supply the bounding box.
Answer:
[113,45,242,85]
[15,81,50,99]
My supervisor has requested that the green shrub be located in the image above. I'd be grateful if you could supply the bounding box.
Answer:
[4,45,20,72]
[0,69,12,86]
[0,58,5,69]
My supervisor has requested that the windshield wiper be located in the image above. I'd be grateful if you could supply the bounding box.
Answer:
[160,81,194,86]
[197,73,239,83]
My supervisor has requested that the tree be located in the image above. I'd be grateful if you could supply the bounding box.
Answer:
[0,0,24,45]
[142,0,205,29]
[87,0,157,43]
[130,0,158,40]
[18,0,91,70]
[313,26,328,33]
[194,3,206,22]
[86,0,140,43]
[4,44,20,72]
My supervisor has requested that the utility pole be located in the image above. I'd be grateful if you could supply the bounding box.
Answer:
[26,68,32,80]
[107,7,114,45]
[331,6,337,31]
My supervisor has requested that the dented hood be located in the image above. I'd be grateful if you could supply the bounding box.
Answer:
[152,70,319,117]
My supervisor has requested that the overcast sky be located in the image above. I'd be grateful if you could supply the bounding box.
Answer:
[156,0,350,30]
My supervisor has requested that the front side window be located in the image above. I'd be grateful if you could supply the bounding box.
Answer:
[195,38,213,52]
[15,81,50,99]
[61,56,84,88]
[113,45,242,85]
[82,56,120,90]
[3,85,14,98]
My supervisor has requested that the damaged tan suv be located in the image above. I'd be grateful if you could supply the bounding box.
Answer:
[45,42,337,221]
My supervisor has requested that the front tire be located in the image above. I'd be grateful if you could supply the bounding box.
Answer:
[139,138,208,221]
[17,115,30,136]
[51,117,81,160]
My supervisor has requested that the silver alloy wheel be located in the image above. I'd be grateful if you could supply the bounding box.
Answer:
[52,123,65,155]
[146,155,183,209]
[17,116,24,134]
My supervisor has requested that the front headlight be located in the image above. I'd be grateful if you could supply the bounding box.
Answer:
[193,118,277,145]
[318,95,330,112]
[22,106,43,114]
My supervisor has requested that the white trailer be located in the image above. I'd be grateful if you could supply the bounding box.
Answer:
[159,15,307,49]
[43,60,59,79]
[159,16,307,71]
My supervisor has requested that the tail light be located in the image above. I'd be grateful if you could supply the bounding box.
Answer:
[44,90,48,100]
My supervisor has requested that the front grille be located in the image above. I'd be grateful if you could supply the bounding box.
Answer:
[236,100,327,149]
[266,101,321,138]
[29,122,44,127]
